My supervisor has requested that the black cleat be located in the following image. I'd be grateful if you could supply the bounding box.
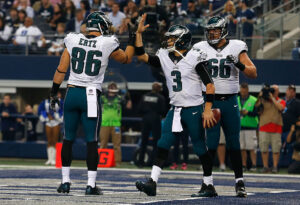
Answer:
[235,180,247,197]
[191,183,218,197]
[85,185,103,195]
[136,178,157,196]
[57,182,71,193]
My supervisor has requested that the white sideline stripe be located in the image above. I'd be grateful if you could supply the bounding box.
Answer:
[1,165,300,178]
[139,197,202,204]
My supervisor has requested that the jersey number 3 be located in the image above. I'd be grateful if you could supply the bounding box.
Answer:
[171,70,182,92]
[208,58,231,78]
[71,47,102,76]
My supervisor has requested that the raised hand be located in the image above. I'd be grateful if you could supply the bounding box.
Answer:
[137,14,149,34]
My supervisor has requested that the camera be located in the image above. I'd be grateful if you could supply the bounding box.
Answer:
[261,84,275,100]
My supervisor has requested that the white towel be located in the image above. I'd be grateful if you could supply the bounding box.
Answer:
[86,87,97,118]
[172,107,183,132]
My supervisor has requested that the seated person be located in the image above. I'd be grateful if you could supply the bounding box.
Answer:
[48,23,65,56]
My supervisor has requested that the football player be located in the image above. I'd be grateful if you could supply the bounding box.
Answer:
[193,16,257,197]
[50,11,135,195]
[134,14,218,197]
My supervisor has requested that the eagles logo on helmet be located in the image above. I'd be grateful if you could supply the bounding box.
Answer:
[205,16,228,45]
[162,25,192,53]
[86,11,113,35]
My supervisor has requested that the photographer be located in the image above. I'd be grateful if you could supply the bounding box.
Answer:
[139,0,169,54]
[255,84,286,173]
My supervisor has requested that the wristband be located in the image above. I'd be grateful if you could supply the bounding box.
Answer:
[235,61,246,71]
[206,94,215,103]
[51,82,61,97]
[135,46,145,56]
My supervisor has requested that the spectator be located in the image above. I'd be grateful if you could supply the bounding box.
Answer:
[0,16,13,52]
[91,0,101,10]
[100,82,132,167]
[108,3,126,32]
[17,0,34,18]
[80,0,90,18]
[23,104,38,141]
[255,85,286,173]
[238,83,259,171]
[167,0,179,22]
[47,22,65,56]
[100,0,114,14]
[170,130,189,170]
[187,0,202,19]
[287,118,300,174]
[3,0,14,10]
[38,0,54,21]
[38,92,63,165]
[292,39,300,60]
[65,8,84,33]
[237,0,256,57]
[5,8,20,34]
[209,0,227,15]
[282,85,300,154]
[221,0,237,38]
[118,0,138,34]
[137,82,165,167]
[18,9,27,25]
[64,0,76,21]
[0,94,17,141]
[49,4,66,31]
[11,17,45,54]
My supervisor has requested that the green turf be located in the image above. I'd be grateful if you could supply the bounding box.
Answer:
[0,158,289,174]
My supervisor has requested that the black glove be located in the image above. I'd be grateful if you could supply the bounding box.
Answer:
[226,55,245,71]
[50,95,59,111]
[127,23,136,46]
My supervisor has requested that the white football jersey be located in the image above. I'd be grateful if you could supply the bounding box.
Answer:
[193,40,248,94]
[64,33,119,91]
[156,48,206,107]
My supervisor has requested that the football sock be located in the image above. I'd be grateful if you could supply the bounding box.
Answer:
[87,171,97,188]
[61,140,73,167]
[235,178,244,183]
[228,149,243,179]
[203,176,213,185]
[151,165,162,183]
[87,142,98,171]
[199,152,213,176]
[62,166,70,183]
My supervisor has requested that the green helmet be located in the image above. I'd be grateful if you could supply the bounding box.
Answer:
[86,11,112,35]
[205,16,228,45]
[163,25,192,51]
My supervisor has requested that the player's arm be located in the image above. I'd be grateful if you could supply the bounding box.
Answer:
[226,51,257,79]
[135,14,162,68]
[50,48,70,108]
[110,44,135,64]
[195,62,216,128]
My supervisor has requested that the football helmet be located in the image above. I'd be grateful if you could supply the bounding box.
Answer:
[163,25,192,52]
[205,16,228,45]
[86,11,112,35]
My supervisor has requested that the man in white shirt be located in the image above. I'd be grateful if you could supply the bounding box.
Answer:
[108,3,125,32]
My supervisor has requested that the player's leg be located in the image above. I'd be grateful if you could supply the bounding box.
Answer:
[221,96,246,197]
[81,92,102,195]
[151,116,162,165]
[111,126,122,166]
[57,88,81,193]
[181,106,217,197]
[136,108,177,196]
[138,118,152,167]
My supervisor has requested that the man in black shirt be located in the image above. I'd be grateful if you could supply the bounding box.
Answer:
[282,85,300,152]
[137,82,166,167]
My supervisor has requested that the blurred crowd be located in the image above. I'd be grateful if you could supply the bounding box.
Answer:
[0,0,279,55]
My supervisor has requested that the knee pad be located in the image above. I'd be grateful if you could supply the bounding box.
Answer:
[87,142,99,171]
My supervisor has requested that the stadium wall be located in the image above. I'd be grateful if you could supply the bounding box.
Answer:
[0,56,299,92]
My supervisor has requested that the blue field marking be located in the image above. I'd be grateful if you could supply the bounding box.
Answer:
[0,167,300,204]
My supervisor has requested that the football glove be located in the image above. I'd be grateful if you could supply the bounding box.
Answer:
[50,95,59,111]
[226,55,239,64]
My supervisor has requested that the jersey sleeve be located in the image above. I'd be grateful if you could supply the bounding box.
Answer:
[234,40,248,55]
[63,33,75,54]
[106,35,120,55]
